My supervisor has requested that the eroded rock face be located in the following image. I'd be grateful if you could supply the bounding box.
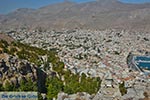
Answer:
[19,62,33,75]
[0,54,37,88]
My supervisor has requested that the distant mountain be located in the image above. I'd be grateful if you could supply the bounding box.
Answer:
[0,0,150,31]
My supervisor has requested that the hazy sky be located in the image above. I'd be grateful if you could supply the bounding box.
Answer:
[0,0,150,14]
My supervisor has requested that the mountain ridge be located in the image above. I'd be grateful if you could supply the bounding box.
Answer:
[0,0,150,31]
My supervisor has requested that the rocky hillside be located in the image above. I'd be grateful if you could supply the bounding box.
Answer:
[0,0,150,31]
[0,33,14,43]
[0,40,38,91]
[0,54,37,91]
[0,34,101,100]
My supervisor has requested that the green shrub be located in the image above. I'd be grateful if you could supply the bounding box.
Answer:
[119,82,127,96]
[46,77,63,100]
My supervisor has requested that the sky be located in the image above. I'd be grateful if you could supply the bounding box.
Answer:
[0,0,150,14]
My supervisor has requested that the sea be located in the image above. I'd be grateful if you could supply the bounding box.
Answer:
[135,56,150,70]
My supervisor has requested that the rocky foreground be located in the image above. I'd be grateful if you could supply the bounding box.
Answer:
[0,54,37,90]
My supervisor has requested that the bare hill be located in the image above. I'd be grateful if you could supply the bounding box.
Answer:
[0,0,150,31]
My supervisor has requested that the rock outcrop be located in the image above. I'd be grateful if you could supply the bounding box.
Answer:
[0,53,37,88]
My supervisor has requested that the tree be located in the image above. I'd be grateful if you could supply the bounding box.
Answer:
[3,80,14,91]
[46,77,63,100]
[0,83,4,91]
[0,40,8,47]
[19,78,37,91]
[119,81,127,96]
[38,93,43,100]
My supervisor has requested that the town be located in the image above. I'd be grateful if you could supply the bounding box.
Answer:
[5,28,150,100]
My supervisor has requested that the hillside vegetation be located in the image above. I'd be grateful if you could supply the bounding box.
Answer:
[0,39,101,100]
